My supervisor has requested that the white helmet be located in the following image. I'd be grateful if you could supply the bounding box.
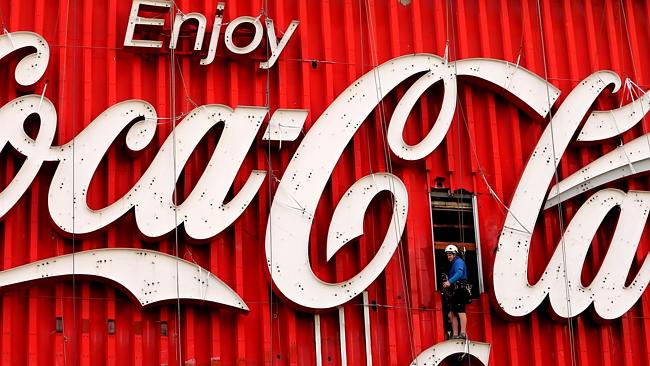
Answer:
[444,244,458,254]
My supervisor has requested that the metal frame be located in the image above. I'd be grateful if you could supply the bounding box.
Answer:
[429,190,484,293]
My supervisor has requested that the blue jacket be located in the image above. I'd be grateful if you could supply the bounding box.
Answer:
[448,256,468,284]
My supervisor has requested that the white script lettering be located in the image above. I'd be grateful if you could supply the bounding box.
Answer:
[123,0,299,69]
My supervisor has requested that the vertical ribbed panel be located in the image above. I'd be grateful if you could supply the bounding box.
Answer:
[0,0,648,365]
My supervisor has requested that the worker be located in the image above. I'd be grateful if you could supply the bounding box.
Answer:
[442,244,470,339]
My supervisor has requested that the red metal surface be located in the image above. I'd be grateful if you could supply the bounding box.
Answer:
[0,0,648,365]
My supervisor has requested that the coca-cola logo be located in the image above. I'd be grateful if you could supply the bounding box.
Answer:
[0,28,648,337]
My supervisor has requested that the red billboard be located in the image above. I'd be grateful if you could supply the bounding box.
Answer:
[0,1,648,365]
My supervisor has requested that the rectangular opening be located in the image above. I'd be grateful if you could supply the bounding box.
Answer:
[160,321,168,337]
[430,189,483,297]
[107,319,115,335]
[55,317,63,333]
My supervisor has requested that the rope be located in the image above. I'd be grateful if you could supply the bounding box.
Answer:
[619,0,638,79]
[358,0,373,175]
[448,0,467,253]
[457,101,531,235]
[174,57,199,111]
[447,6,474,364]
[0,288,494,314]
[261,0,277,362]
[628,80,649,142]
[357,2,384,364]
[61,0,75,364]
[359,0,384,365]
[71,0,77,361]
[619,0,649,163]
[535,2,577,366]
[169,2,183,365]
[363,0,418,363]
[610,81,637,174]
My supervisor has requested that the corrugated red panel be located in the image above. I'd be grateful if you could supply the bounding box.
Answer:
[0,0,648,365]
